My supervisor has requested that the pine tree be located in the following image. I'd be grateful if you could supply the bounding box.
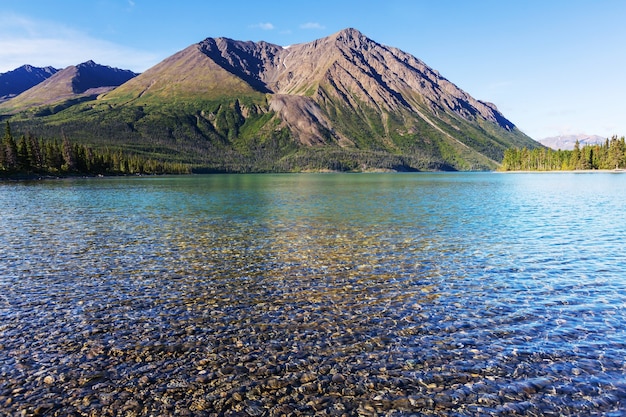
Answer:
[17,135,30,171]
[27,134,43,169]
[608,135,623,169]
[0,123,6,169]
[61,134,76,171]
[2,121,18,170]
[46,140,64,171]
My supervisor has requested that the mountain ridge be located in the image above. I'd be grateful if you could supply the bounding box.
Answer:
[2,28,540,172]
[193,29,516,131]
[539,134,606,150]
[0,65,58,102]
[0,61,137,114]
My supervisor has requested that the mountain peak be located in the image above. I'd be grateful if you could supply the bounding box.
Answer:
[71,61,137,93]
[325,28,374,49]
[0,65,59,101]
[1,29,540,171]
[0,61,137,111]
[97,29,534,159]
[78,60,98,68]
[333,27,365,40]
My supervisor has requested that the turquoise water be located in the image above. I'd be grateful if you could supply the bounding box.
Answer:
[1,172,626,415]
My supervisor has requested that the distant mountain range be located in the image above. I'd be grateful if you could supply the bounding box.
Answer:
[0,28,540,172]
[0,65,58,102]
[539,134,606,150]
[0,61,137,114]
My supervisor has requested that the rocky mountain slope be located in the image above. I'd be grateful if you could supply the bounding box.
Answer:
[0,65,58,102]
[0,61,137,114]
[2,28,540,171]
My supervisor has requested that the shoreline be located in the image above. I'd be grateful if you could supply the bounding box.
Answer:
[497,169,626,174]
[3,169,625,181]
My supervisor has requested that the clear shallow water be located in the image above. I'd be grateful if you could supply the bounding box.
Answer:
[1,172,626,416]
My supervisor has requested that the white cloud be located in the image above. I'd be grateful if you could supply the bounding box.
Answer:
[300,22,325,30]
[251,22,275,30]
[0,14,159,73]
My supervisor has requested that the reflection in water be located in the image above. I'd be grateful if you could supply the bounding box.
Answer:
[1,173,626,415]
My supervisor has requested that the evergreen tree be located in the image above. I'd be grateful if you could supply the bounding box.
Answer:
[500,136,626,172]
[45,140,64,171]
[0,123,7,169]
[0,124,193,176]
[572,140,582,170]
[61,134,76,171]
[27,134,43,169]
[2,121,18,170]
[608,136,622,169]
[17,135,30,171]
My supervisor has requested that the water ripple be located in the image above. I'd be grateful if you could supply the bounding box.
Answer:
[2,173,626,415]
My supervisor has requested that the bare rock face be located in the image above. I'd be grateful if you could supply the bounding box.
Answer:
[196,28,516,132]
[1,28,538,170]
[269,94,352,146]
[198,38,284,93]
[100,27,536,166]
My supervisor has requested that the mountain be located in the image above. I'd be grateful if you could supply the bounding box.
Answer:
[539,134,606,150]
[0,61,137,114]
[0,65,58,102]
[2,28,540,172]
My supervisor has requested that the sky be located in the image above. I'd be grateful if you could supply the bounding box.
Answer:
[1,0,624,140]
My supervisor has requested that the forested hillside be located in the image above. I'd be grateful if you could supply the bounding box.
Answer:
[0,122,190,177]
[500,136,626,171]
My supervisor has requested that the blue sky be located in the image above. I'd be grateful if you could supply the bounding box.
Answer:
[1,0,624,140]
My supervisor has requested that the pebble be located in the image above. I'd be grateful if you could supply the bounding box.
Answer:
[332,373,346,383]
[300,372,317,383]
[1,229,624,417]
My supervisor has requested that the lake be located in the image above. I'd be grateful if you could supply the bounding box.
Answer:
[1,172,626,416]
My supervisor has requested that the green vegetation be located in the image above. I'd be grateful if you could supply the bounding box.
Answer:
[500,136,626,171]
[0,32,544,174]
[0,121,191,178]
[2,78,539,174]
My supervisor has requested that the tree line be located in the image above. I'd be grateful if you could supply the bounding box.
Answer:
[500,136,626,171]
[1,121,191,177]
